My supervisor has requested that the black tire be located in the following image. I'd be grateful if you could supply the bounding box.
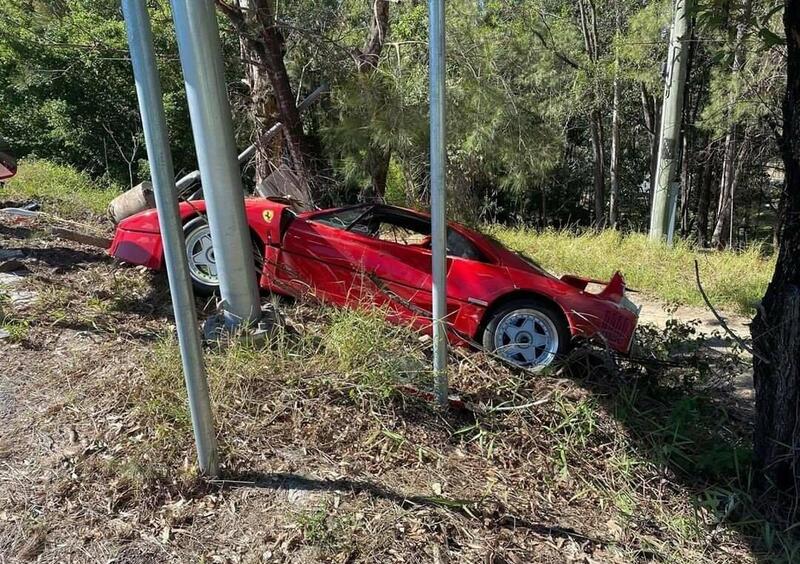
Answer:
[481,298,571,369]
[182,216,263,297]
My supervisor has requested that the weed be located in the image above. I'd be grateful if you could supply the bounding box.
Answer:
[295,505,356,556]
[1,318,29,343]
[322,307,427,399]
[0,291,29,343]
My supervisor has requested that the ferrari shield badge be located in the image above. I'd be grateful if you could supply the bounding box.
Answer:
[262,209,274,222]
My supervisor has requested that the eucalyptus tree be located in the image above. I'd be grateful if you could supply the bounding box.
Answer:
[751,0,800,515]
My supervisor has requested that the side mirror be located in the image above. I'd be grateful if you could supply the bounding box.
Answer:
[0,152,17,180]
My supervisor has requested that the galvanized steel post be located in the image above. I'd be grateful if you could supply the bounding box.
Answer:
[169,0,261,327]
[428,0,448,407]
[122,0,219,476]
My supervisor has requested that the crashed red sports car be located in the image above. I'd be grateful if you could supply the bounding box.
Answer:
[110,199,640,368]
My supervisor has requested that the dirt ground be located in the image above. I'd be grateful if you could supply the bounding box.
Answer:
[634,296,754,399]
[0,213,761,563]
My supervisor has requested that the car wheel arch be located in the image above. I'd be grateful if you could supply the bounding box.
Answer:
[475,290,572,342]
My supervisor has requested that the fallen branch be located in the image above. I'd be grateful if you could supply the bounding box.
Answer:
[48,227,111,249]
[694,259,767,363]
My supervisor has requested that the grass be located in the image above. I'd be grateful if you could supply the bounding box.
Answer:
[117,306,797,561]
[0,291,29,343]
[2,158,121,222]
[4,248,797,561]
[490,227,775,314]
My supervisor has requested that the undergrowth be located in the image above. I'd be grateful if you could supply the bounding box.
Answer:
[6,262,797,561]
[491,227,773,314]
[101,301,795,562]
[1,158,121,222]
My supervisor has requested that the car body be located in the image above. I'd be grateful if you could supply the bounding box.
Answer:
[110,199,640,367]
[0,151,16,181]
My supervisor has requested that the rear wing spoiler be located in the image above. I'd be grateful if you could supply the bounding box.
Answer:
[560,271,627,303]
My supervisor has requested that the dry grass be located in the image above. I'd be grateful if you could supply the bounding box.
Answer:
[490,227,774,315]
[1,218,797,562]
[2,159,121,225]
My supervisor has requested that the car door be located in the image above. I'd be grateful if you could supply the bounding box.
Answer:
[277,208,377,305]
[350,210,466,328]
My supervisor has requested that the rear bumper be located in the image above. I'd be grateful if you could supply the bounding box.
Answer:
[108,227,163,270]
[563,293,639,355]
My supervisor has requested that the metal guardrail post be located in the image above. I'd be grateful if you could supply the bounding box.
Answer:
[122,0,219,476]
[170,0,261,327]
[428,0,449,408]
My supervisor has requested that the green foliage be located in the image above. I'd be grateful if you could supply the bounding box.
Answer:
[0,0,788,242]
[0,0,196,186]
[0,291,29,344]
[491,227,773,313]
[322,307,426,398]
[2,158,120,220]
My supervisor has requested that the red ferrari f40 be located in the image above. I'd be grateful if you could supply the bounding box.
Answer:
[110,200,640,368]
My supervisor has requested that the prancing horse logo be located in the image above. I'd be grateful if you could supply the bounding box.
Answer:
[262,210,274,222]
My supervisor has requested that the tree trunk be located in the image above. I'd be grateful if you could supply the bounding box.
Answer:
[252,0,314,184]
[774,185,787,249]
[695,156,713,246]
[590,111,606,228]
[641,82,660,209]
[679,135,691,236]
[711,126,738,247]
[360,148,391,202]
[710,0,752,248]
[577,0,605,228]
[609,73,621,228]
[357,0,391,200]
[751,0,800,506]
[217,0,317,208]
[357,0,390,72]
[609,2,621,228]
[240,39,280,185]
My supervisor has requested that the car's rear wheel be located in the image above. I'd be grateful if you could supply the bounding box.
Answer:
[481,299,570,369]
[183,216,262,296]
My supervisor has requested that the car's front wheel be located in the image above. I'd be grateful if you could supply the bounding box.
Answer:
[481,299,570,369]
[182,216,262,296]
[183,216,220,295]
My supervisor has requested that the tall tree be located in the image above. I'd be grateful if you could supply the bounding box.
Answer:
[710,0,753,248]
[356,0,392,201]
[217,0,318,207]
[577,0,606,228]
[751,0,800,504]
[609,0,622,228]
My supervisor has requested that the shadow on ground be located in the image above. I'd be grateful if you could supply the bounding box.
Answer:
[213,471,600,544]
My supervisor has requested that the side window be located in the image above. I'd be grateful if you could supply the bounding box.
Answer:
[311,207,370,230]
[375,221,430,246]
[371,213,486,262]
[313,208,486,262]
[446,229,485,261]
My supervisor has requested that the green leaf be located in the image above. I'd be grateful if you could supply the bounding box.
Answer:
[759,27,785,49]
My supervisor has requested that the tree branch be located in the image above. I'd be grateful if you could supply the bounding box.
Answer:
[694,259,768,363]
